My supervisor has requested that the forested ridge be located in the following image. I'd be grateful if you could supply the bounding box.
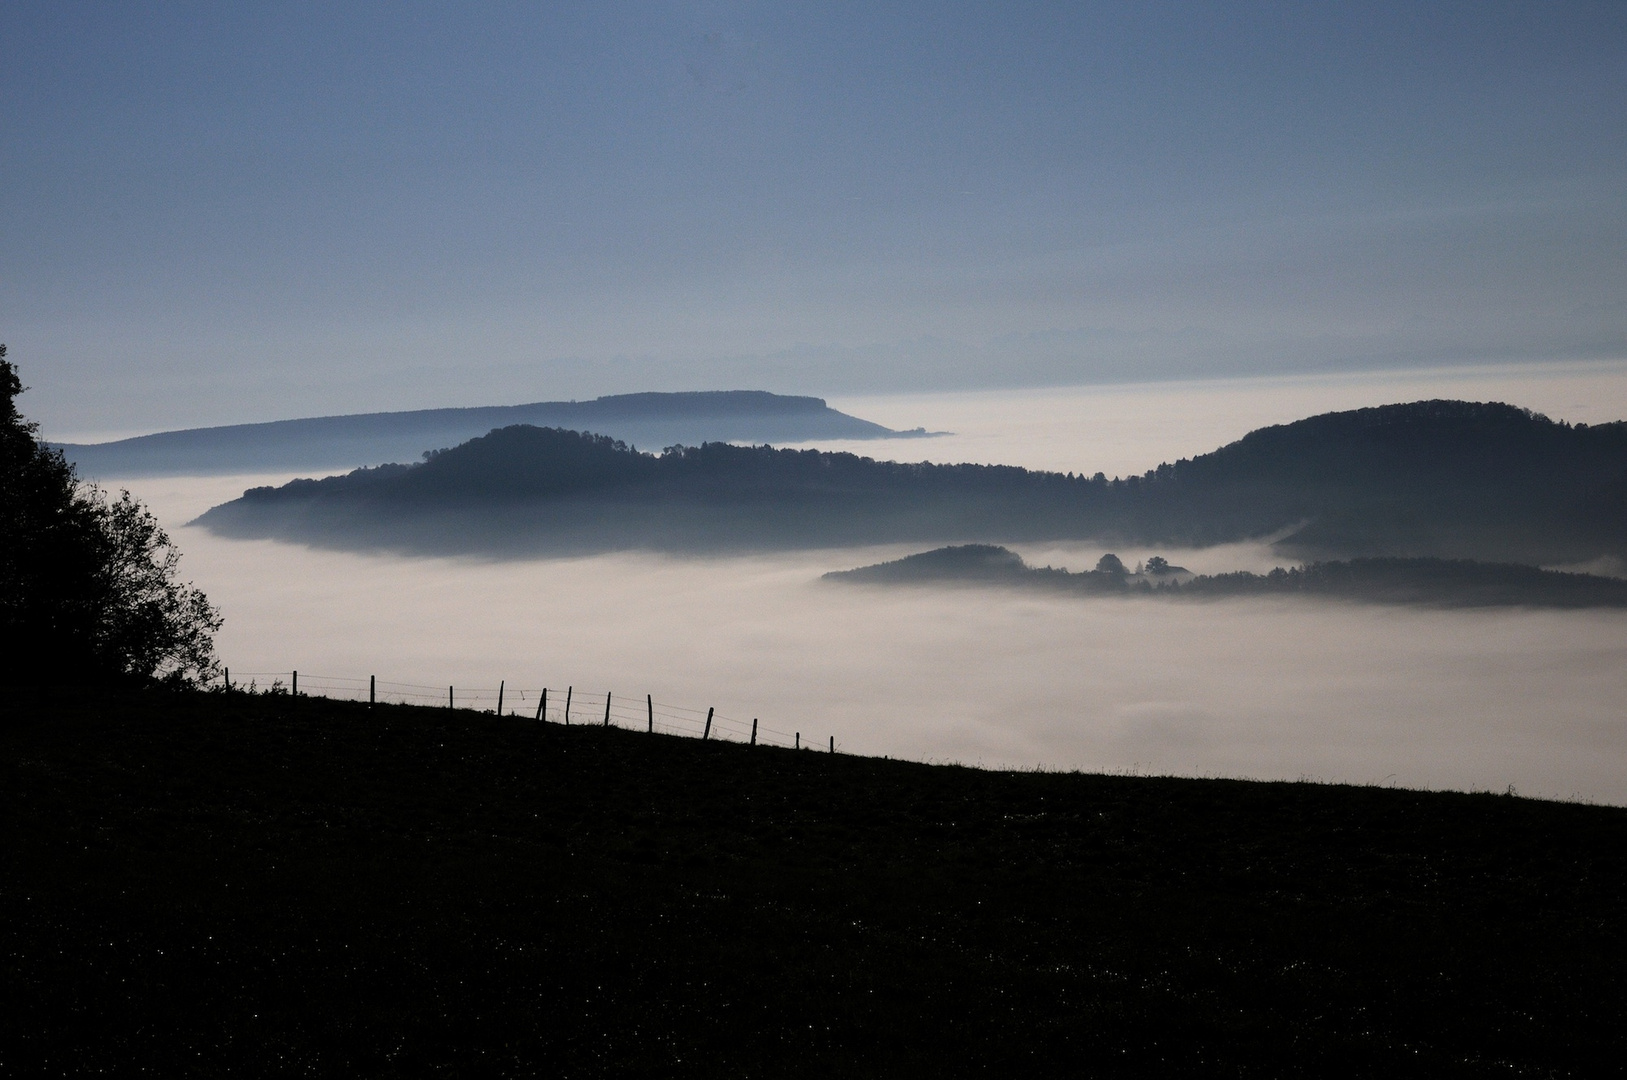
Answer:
[201,400,1627,563]
[828,544,1627,609]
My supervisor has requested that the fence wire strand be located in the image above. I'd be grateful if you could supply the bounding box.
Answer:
[213,670,825,751]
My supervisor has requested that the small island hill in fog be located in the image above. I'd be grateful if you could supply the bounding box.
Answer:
[198,399,1627,570]
[57,390,932,477]
[825,544,1627,609]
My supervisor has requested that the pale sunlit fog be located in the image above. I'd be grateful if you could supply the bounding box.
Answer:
[111,368,1627,806]
[812,359,1627,476]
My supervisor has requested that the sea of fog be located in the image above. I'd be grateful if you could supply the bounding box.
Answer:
[107,361,1627,804]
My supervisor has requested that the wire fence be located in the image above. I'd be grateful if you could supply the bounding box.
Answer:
[217,668,828,752]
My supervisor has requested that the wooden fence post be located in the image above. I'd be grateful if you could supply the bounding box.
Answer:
[795,732,800,750]
[829,736,834,753]
[449,685,454,711]
[292,670,297,696]
[647,694,653,733]
[497,680,504,716]
[224,667,230,691]
[751,718,758,745]
[703,707,713,740]
[536,687,547,722]
[564,686,572,725]
[604,691,612,726]
[370,675,376,706]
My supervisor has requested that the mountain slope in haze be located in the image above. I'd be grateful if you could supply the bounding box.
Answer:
[196,401,1627,565]
[1125,399,1627,564]
[197,425,1083,554]
[827,545,1627,608]
[56,390,931,477]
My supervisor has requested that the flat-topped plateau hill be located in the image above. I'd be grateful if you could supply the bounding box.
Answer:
[828,544,1627,608]
[198,400,1627,564]
[56,390,928,477]
[5,685,1623,1076]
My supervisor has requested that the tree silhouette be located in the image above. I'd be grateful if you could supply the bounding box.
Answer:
[1,347,221,684]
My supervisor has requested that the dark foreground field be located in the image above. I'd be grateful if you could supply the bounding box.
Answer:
[4,688,1624,1077]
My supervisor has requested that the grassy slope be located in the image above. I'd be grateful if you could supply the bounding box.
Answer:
[4,687,1625,1077]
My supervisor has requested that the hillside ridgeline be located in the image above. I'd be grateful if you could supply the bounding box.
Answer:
[58,390,930,477]
[197,400,1627,564]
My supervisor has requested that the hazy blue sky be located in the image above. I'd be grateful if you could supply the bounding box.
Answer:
[4,1,1624,435]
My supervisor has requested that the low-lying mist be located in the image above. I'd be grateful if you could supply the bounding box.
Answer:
[814,359,1627,477]
[128,473,1627,804]
[111,366,1627,806]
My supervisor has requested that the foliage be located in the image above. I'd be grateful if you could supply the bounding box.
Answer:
[0,346,221,684]
[214,400,1627,564]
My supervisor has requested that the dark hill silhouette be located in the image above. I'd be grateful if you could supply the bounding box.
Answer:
[831,543,1031,583]
[827,545,1627,608]
[198,426,1086,554]
[196,400,1627,564]
[1122,400,1627,563]
[56,390,932,477]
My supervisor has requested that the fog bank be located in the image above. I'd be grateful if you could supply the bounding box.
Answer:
[811,360,1627,477]
[114,373,1627,804]
[144,496,1627,804]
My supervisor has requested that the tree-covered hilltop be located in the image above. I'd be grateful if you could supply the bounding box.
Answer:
[199,425,1102,554]
[198,400,1627,564]
[236,425,1087,504]
[827,545,1627,609]
[1119,400,1627,563]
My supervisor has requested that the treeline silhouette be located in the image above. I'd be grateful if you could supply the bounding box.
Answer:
[201,425,1098,554]
[827,544,1627,609]
[0,348,220,685]
[201,401,1627,564]
[1120,400,1627,563]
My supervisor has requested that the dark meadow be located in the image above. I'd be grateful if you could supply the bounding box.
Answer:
[6,686,1626,1077]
